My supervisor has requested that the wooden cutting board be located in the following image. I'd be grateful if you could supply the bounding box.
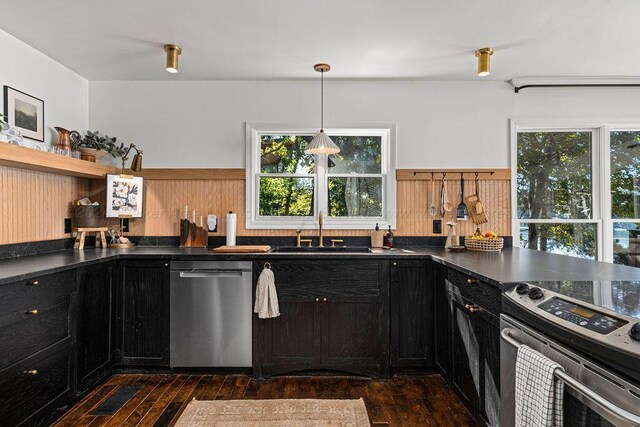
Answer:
[213,245,271,253]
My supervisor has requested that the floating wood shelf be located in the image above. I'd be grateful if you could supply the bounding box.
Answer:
[0,143,117,178]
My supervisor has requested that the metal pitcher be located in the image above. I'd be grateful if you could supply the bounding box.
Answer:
[54,127,80,150]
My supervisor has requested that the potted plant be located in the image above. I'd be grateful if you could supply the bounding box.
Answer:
[72,130,127,163]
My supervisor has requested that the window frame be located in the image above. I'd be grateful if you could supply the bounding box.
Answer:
[511,118,640,263]
[246,122,396,229]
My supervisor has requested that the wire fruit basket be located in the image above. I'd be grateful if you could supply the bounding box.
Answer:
[465,237,504,252]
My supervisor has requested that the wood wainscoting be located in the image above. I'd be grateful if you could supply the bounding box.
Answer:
[0,166,511,245]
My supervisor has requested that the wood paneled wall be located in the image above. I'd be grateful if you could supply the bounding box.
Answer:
[0,166,89,244]
[1,167,511,245]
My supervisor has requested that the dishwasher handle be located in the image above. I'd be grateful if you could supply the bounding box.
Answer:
[176,269,249,278]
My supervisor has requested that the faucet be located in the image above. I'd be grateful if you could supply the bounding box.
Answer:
[318,211,324,247]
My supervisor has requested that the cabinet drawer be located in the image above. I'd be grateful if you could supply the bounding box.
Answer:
[0,345,71,426]
[0,296,71,370]
[447,269,500,316]
[0,270,76,317]
[264,260,382,301]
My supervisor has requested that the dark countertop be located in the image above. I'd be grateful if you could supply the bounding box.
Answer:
[0,245,639,288]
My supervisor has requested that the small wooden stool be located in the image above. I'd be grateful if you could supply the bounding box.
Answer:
[74,227,108,249]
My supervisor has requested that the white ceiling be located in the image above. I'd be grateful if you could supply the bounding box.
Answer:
[1,0,639,81]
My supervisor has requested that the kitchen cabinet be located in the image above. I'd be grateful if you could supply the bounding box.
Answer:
[254,259,389,378]
[433,263,452,380]
[446,268,501,426]
[390,260,434,367]
[76,262,114,391]
[117,260,170,367]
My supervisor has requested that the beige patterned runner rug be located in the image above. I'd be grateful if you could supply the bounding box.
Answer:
[174,398,370,426]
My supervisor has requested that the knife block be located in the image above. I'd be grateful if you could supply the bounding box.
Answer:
[179,219,208,248]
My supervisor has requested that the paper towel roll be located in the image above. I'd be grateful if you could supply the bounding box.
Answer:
[226,211,237,246]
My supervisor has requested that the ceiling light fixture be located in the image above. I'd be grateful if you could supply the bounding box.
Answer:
[475,47,493,77]
[164,44,182,73]
[305,63,340,155]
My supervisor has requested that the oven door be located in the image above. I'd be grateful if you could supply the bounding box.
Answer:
[500,315,640,427]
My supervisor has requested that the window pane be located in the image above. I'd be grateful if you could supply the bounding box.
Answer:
[328,135,382,173]
[517,132,592,219]
[259,177,314,216]
[328,177,382,217]
[519,223,597,259]
[613,222,640,267]
[610,131,640,219]
[260,135,314,173]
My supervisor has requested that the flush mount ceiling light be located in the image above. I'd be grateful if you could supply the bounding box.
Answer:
[164,44,182,73]
[475,47,493,77]
[305,63,340,155]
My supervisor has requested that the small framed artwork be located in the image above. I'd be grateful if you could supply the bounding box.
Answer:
[105,174,144,218]
[3,86,45,141]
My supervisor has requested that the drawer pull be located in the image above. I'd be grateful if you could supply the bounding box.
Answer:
[29,280,39,286]
[392,262,397,266]
[466,278,478,284]
[323,297,328,302]
[25,309,38,315]
[24,369,38,375]
[164,263,169,268]
[315,297,320,302]
[464,303,481,313]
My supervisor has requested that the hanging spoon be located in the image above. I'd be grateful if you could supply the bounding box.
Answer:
[428,174,437,216]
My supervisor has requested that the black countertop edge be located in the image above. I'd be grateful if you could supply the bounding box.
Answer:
[1,245,638,289]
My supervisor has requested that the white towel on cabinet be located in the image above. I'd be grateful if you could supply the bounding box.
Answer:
[254,266,280,319]
[515,344,565,427]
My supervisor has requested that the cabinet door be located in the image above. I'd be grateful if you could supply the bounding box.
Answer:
[434,265,452,379]
[320,261,389,378]
[77,262,114,390]
[119,260,170,366]
[450,291,480,415]
[390,260,433,367]
[477,310,500,426]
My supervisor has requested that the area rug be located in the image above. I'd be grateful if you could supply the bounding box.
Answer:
[174,398,370,426]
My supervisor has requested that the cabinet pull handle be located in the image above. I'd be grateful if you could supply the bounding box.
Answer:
[393,262,397,267]
[29,280,39,286]
[24,369,38,375]
[164,263,169,268]
[464,304,481,313]
[323,297,328,302]
[25,309,38,315]
[466,278,478,284]
[315,297,320,302]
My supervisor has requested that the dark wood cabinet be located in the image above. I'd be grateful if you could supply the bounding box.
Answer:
[445,268,501,426]
[254,259,389,378]
[390,260,433,367]
[76,262,114,391]
[433,264,452,380]
[117,260,170,367]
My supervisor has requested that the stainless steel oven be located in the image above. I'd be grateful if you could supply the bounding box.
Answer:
[501,282,640,427]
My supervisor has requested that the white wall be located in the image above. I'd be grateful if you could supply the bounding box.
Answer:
[89,80,640,169]
[0,29,88,146]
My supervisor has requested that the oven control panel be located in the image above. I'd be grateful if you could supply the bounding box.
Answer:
[538,297,628,334]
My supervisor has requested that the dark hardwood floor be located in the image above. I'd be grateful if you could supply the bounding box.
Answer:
[53,374,477,426]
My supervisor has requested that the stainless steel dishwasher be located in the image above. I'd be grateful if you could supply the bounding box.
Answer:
[170,261,252,367]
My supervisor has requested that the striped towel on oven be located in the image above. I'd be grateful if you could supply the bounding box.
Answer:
[515,345,565,427]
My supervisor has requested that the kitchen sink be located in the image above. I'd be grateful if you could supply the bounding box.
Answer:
[270,246,373,253]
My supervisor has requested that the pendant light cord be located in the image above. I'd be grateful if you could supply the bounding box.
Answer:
[320,70,324,131]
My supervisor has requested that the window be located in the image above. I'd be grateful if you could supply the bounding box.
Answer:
[513,121,640,267]
[246,124,396,229]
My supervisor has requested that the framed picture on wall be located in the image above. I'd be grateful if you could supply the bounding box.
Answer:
[105,174,144,218]
[3,86,45,142]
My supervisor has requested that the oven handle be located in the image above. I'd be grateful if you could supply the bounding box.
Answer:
[501,328,640,426]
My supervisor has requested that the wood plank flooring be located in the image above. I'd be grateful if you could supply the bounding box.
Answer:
[54,374,478,427]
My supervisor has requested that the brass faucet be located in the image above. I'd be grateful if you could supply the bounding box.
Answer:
[318,211,324,247]
[296,229,312,247]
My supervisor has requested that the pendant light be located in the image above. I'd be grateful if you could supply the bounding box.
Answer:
[164,44,182,73]
[475,48,493,77]
[305,63,340,155]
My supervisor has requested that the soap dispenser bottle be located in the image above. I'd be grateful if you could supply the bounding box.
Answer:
[445,221,458,248]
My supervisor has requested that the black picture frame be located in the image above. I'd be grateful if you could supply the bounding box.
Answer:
[3,85,45,142]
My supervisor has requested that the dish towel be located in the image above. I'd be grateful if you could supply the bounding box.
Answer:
[515,344,565,427]
[254,266,280,319]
